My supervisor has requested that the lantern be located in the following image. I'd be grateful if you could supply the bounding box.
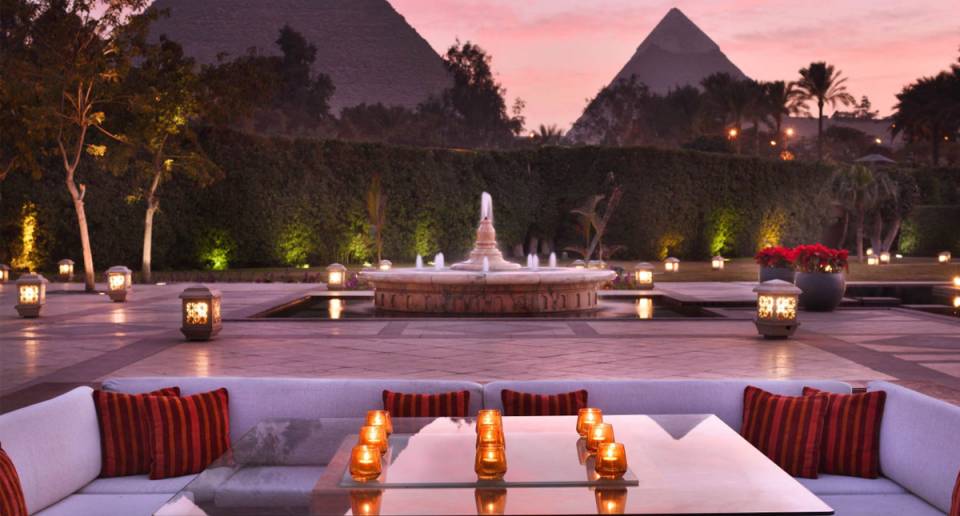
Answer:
[711,256,724,271]
[571,260,586,270]
[106,265,132,302]
[664,257,679,272]
[879,251,891,264]
[865,248,874,256]
[632,262,654,290]
[378,260,392,271]
[939,252,952,264]
[587,260,605,270]
[867,255,879,266]
[0,264,10,283]
[326,263,347,290]
[58,259,75,281]
[753,279,801,339]
[179,285,222,341]
[15,273,48,318]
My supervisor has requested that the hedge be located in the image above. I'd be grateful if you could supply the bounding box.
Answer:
[1,129,837,271]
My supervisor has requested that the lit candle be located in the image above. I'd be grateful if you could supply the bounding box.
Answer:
[358,425,388,454]
[474,488,507,515]
[594,488,628,515]
[576,408,603,437]
[477,409,502,428]
[476,424,506,448]
[349,489,382,516]
[586,423,615,452]
[595,442,628,479]
[475,444,507,480]
[349,444,382,482]
[365,410,393,436]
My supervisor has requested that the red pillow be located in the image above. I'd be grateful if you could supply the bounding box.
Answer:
[93,387,180,477]
[741,386,828,479]
[145,388,231,480]
[0,445,27,516]
[803,387,886,478]
[950,469,960,516]
[382,390,471,417]
[500,389,588,416]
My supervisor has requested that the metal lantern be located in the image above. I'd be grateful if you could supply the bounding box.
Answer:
[179,285,222,341]
[711,256,724,271]
[879,251,891,264]
[106,265,133,302]
[378,260,392,271]
[753,279,802,339]
[632,262,654,290]
[0,264,10,283]
[326,263,348,290]
[867,255,879,266]
[571,260,586,270]
[664,257,679,272]
[15,273,49,318]
[58,259,75,281]
[939,251,952,264]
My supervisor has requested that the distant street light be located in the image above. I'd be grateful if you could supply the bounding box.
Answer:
[785,127,795,137]
[727,128,738,139]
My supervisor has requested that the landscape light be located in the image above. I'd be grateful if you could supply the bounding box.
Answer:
[664,257,679,273]
[179,285,222,341]
[875,138,882,145]
[711,256,724,271]
[769,140,777,147]
[326,263,348,290]
[939,252,951,264]
[879,251,891,264]
[632,262,654,290]
[867,255,879,266]
[866,248,874,256]
[0,264,10,283]
[378,260,392,271]
[58,259,75,281]
[753,279,801,339]
[106,265,132,302]
[953,276,960,288]
[785,128,795,137]
[727,128,738,139]
[15,273,48,318]
[587,260,605,270]
[571,260,586,270]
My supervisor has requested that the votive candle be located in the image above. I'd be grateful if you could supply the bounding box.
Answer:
[475,444,507,480]
[477,409,502,429]
[358,425,388,454]
[365,410,393,436]
[350,444,382,482]
[576,408,603,436]
[595,442,628,479]
[586,423,615,452]
[476,424,506,448]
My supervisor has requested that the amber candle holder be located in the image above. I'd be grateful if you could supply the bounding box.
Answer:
[476,409,503,429]
[358,425,389,454]
[476,424,506,448]
[595,442,628,479]
[366,410,393,436]
[349,489,383,516]
[595,488,628,514]
[576,408,603,437]
[475,444,507,480]
[350,444,383,482]
[474,488,507,515]
[586,423,615,452]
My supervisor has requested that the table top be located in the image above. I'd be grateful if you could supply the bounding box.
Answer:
[156,415,833,516]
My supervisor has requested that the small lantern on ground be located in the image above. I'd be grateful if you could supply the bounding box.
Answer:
[179,285,222,341]
[664,257,679,273]
[939,252,952,264]
[326,263,347,291]
[0,264,10,283]
[587,260,606,270]
[753,279,801,339]
[15,273,48,318]
[632,262,654,290]
[58,259,75,281]
[865,248,874,256]
[378,260,392,271]
[711,256,724,271]
[867,255,879,266]
[571,260,586,270]
[106,266,132,302]
[879,251,891,264]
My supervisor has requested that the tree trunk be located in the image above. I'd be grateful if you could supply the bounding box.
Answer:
[66,175,95,291]
[836,212,850,249]
[870,211,883,254]
[142,203,157,283]
[816,100,824,161]
[881,217,902,252]
[855,209,865,262]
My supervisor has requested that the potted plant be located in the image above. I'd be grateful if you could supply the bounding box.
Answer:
[755,246,797,283]
[793,244,848,312]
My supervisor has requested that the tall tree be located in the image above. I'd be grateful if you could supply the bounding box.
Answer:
[796,61,855,161]
[701,73,757,155]
[0,0,42,186]
[761,80,804,148]
[892,72,959,165]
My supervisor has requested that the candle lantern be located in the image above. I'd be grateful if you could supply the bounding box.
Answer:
[378,260,392,271]
[576,408,603,437]
[475,444,507,480]
[350,444,382,482]
[866,255,879,266]
[15,273,48,318]
[571,260,586,270]
[326,263,347,290]
[0,264,10,283]
[58,259,75,281]
[753,279,801,339]
[595,442,628,479]
[939,251,952,264]
[664,257,679,272]
[179,285,222,341]
[350,490,383,516]
[711,256,724,271]
[879,251,891,264]
[866,248,874,256]
[587,260,605,270]
[477,409,502,428]
[365,410,393,436]
[474,488,507,515]
[358,425,389,454]
[632,262,654,290]
[106,265,132,302]
[594,489,628,515]
[586,423,615,452]
[476,424,506,448]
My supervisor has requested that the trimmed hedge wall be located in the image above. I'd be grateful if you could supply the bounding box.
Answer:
[2,129,835,271]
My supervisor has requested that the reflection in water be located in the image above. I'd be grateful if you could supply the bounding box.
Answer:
[194,349,211,377]
[349,489,382,516]
[594,488,627,514]
[635,298,653,320]
[329,298,344,320]
[474,488,507,515]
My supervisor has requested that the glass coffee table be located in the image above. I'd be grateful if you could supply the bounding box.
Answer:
[154,415,833,515]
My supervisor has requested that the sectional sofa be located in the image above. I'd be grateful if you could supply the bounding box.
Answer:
[0,377,957,515]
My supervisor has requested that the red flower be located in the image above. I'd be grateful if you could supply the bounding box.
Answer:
[755,246,797,268]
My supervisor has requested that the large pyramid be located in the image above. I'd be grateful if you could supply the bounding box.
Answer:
[148,0,451,113]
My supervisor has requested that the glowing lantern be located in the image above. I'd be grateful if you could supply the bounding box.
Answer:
[879,251,891,264]
[753,279,801,339]
[15,272,48,318]
[378,260,392,271]
[711,256,724,271]
[106,265,132,302]
[866,248,874,256]
[632,262,654,290]
[587,260,605,270]
[953,276,960,288]
[664,257,679,273]
[179,285,222,341]
[939,252,951,264]
[0,264,10,283]
[571,260,586,270]
[867,255,879,266]
[58,259,75,281]
[326,263,347,290]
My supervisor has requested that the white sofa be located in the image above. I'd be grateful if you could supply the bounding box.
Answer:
[0,377,956,515]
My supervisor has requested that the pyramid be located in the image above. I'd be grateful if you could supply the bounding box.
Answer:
[148,0,451,113]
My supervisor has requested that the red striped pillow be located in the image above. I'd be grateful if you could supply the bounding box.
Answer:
[803,387,886,478]
[145,388,231,480]
[741,386,828,479]
[93,387,181,477]
[500,389,588,416]
[0,445,27,516]
[950,469,959,516]
[382,390,471,417]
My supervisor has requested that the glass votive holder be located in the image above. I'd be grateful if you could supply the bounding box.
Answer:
[358,425,389,454]
[595,442,628,479]
[366,410,393,436]
[475,444,507,480]
[476,409,502,429]
[349,489,383,516]
[350,444,382,482]
[576,408,603,437]
[595,488,628,514]
[474,488,507,515]
[586,423,615,452]
[476,423,506,448]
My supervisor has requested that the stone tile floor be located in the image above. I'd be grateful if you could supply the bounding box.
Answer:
[2,281,959,413]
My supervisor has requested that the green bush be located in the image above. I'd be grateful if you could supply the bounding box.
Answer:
[900,205,960,256]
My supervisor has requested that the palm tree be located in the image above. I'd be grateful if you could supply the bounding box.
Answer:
[761,81,805,147]
[892,72,959,165]
[701,73,756,154]
[796,62,856,160]
[532,124,564,146]
[831,165,896,261]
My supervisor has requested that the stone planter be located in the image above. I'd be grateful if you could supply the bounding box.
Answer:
[758,266,796,284]
[796,271,846,312]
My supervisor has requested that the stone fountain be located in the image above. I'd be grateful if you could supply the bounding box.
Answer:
[360,193,615,315]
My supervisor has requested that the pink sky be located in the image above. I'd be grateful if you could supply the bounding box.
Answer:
[390,0,959,133]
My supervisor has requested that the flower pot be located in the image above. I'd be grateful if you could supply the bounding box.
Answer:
[796,271,846,312]
[758,266,796,284]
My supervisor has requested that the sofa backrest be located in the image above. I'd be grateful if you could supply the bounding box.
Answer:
[483,379,852,431]
[869,380,960,513]
[102,377,485,442]
[0,386,101,514]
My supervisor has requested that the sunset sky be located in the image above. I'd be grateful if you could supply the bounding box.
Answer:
[390,0,959,133]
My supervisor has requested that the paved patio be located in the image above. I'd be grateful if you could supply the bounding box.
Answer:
[2,281,959,413]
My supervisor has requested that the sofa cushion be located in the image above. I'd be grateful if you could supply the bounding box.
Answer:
[146,389,231,479]
[0,445,27,516]
[797,474,907,495]
[78,474,196,495]
[951,469,959,516]
[804,387,886,478]
[817,494,943,516]
[382,390,471,417]
[741,386,828,478]
[0,387,101,514]
[500,389,587,416]
[102,378,484,441]
[869,380,960,513]
[93,387,181,477]
[34,494,172,516]
[482,380,851,431]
